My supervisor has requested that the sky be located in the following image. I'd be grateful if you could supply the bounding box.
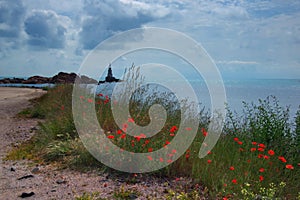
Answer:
[0,0,300,79]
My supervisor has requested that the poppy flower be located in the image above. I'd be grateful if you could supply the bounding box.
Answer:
[258,148,264,152]
[159,157,164,162]
[139,133,146,138]
[268,150,275,156]
[61,105,65,111]
[128,118,134,123]
[232,179,237,184]
[207,160,212,164]
[116,130,122,135]
[259,175,264,182]
[252,141,257,145]
[107,135,115,139]
[229,166,234,171]
[87,98,93,103]
[237,141,243,145]
[258,143,266,148]
[259,168,265,172]
[144,140,150,145]
[165,140,170,145]
[185,153,190,160]
[167,159,172,163]
[263,155,269,160]
[202,128,208,137]
[278,156,287,163]
[170,133,175,137]
[258,154,264,158]
[250,148,256,152]
[286,164,294,170]
[148,148,153,152]
[172,149,177,154]
[97,93,103,97]
[170,125,178,133]
[233,137,239,141]
[120,134,126,139]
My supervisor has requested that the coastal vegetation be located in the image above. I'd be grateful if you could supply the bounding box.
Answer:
[6,69,300,199]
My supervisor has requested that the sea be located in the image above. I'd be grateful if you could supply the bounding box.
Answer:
[1,78,300,118]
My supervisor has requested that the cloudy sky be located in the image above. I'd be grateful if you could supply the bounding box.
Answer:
[0,0,300,79]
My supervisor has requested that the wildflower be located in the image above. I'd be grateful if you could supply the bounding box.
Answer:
[107,135,115,139]
[139,133,146,138]
[159,157,164,162]
[250,148,256,152]
[120,134,126,139]
[207,160,212,164]
[144,140,150,145]
[258,154,264,158]
[259,175,264,182]
[268,150,275,156]
[148,148,153,152]
[170,133,175,137]
[233,137,239,141]
[87,98,93,103]
[237,141,243,145]
[167,159,172,163]
[172,149,177,154]
[232,179,237,184]
[278,156,287,163]
[79,95,84,99]
[116,130,122,135]
[286,164,294,170]
[239,148,244,151]
[257,147,264,152]
[97,93,103,97]
[202,128,208,137]
[61,105,65,111]
[259,168,265,172]
[185,153,190,160]
[229,166,235,171]
[223,198,228,200]
[247,159,251,163]
[252,141,257,145]
[258,143,266,148]
[128,118,134,123]
[264,155,270,159]
[165,140,170,145]
[170,125,178,133]
[104,99,109,104]
[135,136,141,142]
[207,150,212,155]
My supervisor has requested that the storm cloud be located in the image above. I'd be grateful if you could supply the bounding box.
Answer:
[0,0,25,38]
[24,10,67,49]
[79,0,170,49]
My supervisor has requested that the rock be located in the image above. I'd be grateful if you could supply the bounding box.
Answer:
[17,174,34,180]
[56,179,67,184]
[31,167,39,174]
[10,167,15,172]
[19,192,35,198]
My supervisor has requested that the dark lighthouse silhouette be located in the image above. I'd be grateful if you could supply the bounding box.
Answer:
[98,64,120,84]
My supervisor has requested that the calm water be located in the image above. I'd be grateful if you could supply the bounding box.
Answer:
[2,78,300,116]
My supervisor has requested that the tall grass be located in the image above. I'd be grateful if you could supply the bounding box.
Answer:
[7,68,300,199]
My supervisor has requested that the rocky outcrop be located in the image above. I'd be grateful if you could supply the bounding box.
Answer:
[0,72,98,84]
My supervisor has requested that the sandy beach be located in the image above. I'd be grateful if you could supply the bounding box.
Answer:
[0,87,197,200]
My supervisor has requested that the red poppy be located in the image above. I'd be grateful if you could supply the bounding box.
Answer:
[259,168,265,172]
[139,133,146,138]
[185,153,190,160]
[202,128,208,137]
[233,137,239,141]
[170,133,175,137]
[135,136,141,142]
[87,98,93,103]
[263,155,269,160]
[258,143,266,148]
[229,166,235,171]
[223,197,228,200]
[258,154,264,158]
[207,159,212,164]
[252,141,257,145]
[148,148,153,152]
[250,148,256,152]
[258,148,264,152]
[120,134,126,139]
[232,179,237,184]
[207,150,212,154]
[237,141,243,145]
[128,118,134,123]
[170,125,178,133]
[159,157,164,162]
[278,156,287,163]
[286,164,294,170]
[167,159,172,163]
[107,135,114,139]
[172,149,177,154]
[268,150,275,156]
[239,148,244,151]
[104,99,109,104]
[116,130,122,135]
[259,175,264,182]
[97,93,103,97]
[61,105,65,111]
[165,140,170,145]
[144,140,150,145]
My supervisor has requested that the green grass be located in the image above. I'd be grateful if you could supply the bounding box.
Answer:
[6,68,300,199]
